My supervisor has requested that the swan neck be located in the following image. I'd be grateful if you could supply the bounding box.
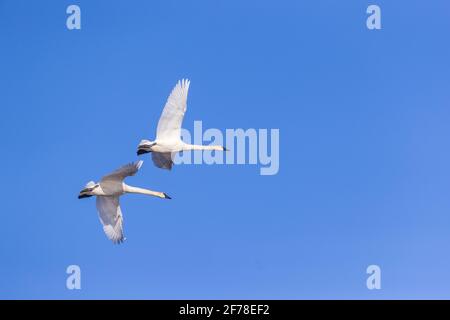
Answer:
[124,184,154,196]
[185,144,222,151]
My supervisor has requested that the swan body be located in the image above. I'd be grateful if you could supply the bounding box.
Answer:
[137,79,227,170]
[78,160,170,244]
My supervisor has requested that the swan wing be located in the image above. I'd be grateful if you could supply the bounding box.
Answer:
[156,79,190,141]
[96,196,125,244]
[151,152,175,170]
[101,160,143,182]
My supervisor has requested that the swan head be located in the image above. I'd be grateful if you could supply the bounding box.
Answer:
[78,181,99,199]
[137,139,156,155]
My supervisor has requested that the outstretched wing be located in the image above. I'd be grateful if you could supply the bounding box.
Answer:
[101,160,143,183]
[152,152,175,170]
[96,196,125,244]
[156,79,190,141]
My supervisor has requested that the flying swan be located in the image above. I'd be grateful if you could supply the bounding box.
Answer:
[137,79,227,170]
[78,160,171,244]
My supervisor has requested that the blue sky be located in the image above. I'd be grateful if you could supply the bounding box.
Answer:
[1,0,450,299]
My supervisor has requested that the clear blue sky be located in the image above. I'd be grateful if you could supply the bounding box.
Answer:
[1,0,450,299]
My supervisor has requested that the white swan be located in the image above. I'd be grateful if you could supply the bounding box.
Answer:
[78,160,170,244]
[137,79,227,170]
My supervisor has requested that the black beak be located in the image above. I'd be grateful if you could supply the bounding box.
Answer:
[78,194,93,199]
[137,147,151,156]
[163,193,171,199]
[137,142,156,156]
